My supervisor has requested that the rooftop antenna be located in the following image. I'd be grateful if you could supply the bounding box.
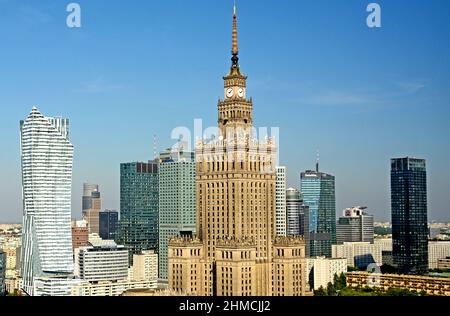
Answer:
[316,150,320,172]
[153,134,157,161]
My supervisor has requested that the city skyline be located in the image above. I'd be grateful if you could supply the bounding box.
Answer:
[1,0,450,223]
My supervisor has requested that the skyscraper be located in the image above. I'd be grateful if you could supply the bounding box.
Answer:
[0,250,5,296]
[158,144,196,280]
[20,107,74,296]
[286,188,310,256]
[168,4,307,297]
[336,207,374,244]
[99,210,119,240]
[118,161,159,264]
[82,183,101,235]
[286,188,301,236]
[391,157,428,274]
[275,167,287,236]
[300,160,336,258]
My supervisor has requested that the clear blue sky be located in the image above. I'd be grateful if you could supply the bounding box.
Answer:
[0,0,449,222]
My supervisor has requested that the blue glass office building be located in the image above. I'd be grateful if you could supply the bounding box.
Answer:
[118,161,159,264]
[391,157,428,274]
[99,210,119,240]
[300,166,336,258]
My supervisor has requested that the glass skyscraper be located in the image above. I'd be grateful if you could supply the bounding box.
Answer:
[20,107,75,296]
[158,144,196,280]
[300,163,336,258]
[99,210,119,240]
[0,250,5,296]
[391,157,428,274]
[118,161,159,264]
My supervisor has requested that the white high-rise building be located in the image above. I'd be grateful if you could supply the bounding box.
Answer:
[158,144,196,280]
[275,167,287,236]
[20,107,74,296]
[306,257,347,290]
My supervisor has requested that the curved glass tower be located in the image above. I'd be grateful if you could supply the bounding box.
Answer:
[20,107,74,296]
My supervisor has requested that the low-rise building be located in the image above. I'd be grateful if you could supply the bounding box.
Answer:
[131,250,158,282]
[71,279,157,296]
[437,257,450,270]
[332,242,383,268]
[346,272,450,296]
[74,239,128,282]
[429,241,450,269]
[33,276,81,297]
[306,257,347,290]
[5,277,22,295]
[72,220,89,251]
[121,288,190,296]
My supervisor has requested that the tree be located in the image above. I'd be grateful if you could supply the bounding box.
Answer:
[326,282,335,296]
[314,286,326,296]
[338,272,347,289]
[347,266,360,272]
[383,288,420,296]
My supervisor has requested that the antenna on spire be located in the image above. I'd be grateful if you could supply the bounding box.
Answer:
[316,150,320,172]
[231,0,239,67]
[153,134,157,161]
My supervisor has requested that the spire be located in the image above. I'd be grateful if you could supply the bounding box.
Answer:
[231,1,239,67]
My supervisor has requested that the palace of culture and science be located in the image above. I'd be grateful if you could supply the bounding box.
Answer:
[168,5,308,296]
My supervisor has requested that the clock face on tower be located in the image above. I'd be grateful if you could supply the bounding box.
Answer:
[226,88,234,98]
[238,88,244,98]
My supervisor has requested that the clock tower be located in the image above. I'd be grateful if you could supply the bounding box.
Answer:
[218,5,253,136]
[168,3,308,297]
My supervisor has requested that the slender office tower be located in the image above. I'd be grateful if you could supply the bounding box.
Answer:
[20,107,74,296]
[391,157,428,274]
[300,158,336,258]
[82,183,101,235]
[286,188,302,236]
[275,167,287,236]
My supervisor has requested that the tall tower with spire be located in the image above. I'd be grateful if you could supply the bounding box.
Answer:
[168,3,307,297]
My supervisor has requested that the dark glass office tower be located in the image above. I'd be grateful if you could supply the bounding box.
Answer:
[0,250,5,296]
[300,162,336,258]
[118,161,159,264]
[99,210,119,240]
[391,157,428,274]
